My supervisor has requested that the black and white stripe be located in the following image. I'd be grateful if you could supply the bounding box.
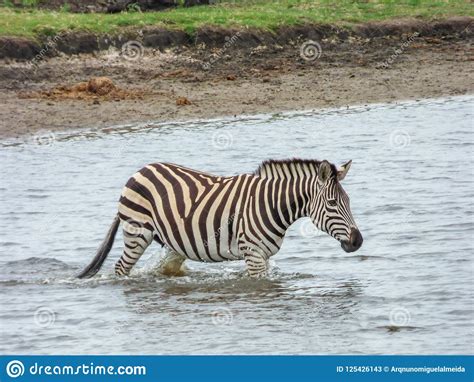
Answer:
[78,158,362,279]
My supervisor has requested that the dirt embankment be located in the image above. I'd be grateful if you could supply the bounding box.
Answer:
[0,17,473,139]
[0,17,472,60]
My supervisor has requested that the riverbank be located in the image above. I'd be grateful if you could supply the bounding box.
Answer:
[0,17,472,139]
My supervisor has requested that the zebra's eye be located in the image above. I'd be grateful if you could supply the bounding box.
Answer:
[328,199,337,207]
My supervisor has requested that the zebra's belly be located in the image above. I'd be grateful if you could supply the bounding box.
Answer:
[163,231,242,263]
[168,243,242,263]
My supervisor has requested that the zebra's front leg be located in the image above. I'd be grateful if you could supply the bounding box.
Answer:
[243,250,269,278]
[115,221,154,276]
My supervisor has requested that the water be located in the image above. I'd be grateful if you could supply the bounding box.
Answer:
[0,96,472,354]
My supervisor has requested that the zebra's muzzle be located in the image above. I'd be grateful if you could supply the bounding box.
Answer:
[341,227,363,253]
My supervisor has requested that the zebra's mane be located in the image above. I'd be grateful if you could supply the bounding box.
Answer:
[253,158,337,178]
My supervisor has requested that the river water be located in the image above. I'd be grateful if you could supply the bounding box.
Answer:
[0,96,472,354]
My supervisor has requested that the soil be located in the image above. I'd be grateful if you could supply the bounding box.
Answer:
[0,18,472,139]
[20,76,148,101]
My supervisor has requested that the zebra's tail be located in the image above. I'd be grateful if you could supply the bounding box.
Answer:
[77,214,120,279]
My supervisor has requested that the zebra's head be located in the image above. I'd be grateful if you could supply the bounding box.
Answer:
[309,160,363,253]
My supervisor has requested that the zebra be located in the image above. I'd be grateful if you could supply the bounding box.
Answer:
[77,158,363,279]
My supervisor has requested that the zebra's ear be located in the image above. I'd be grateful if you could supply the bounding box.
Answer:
[318,160,332,183]
[337,160,352,181]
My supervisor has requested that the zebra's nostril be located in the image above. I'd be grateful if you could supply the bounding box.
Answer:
[350,228,363,249]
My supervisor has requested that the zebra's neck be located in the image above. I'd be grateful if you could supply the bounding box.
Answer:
[254,159,319,227]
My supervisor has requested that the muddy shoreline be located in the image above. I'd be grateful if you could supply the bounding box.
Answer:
[1,18,473,139]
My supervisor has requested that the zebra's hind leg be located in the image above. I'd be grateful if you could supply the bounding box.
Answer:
[158,249,187,276]
[115,220,154,276]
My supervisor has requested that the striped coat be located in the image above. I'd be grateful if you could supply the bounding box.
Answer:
[78,159,362,279]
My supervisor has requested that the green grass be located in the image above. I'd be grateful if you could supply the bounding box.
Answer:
[2,0,39,7]
[0,0,472,39]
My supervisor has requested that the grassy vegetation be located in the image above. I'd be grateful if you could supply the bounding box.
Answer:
[0,0,472,38]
